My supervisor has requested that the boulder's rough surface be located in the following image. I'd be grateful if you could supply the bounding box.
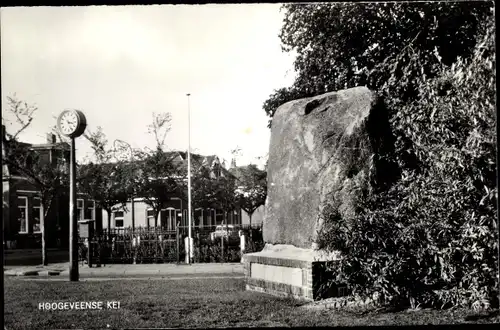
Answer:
[263,86,396,249]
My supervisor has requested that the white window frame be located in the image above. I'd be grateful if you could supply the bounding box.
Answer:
[18,196,29,234]
[85,200,96,221]
[206,208,214,227]
[146,208,155,228]
[233,209,239,225]
[195,208,203,228]
[114,210,124,228]
[33,197,42,233]
[77,198,84,221]
[215,209,224,225]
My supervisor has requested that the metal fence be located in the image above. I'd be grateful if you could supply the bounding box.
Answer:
[79,227,180,265]
[78,223,264,265]
[178,223,263,243]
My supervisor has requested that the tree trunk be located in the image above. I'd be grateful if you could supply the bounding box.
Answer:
[41,199,54,266]
[155,209,159,228]
[107,211,112,231]
[248,213,253,239]
[131,196,135,230]
[41,205,48,266]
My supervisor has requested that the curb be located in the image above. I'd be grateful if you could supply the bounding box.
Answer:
[20,275,246,281]
[39,270,63,276]
[4,265,244,277]
[6,270,40,276]
[5,269,66,277]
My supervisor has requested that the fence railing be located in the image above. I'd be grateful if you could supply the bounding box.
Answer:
[78,223,264,265]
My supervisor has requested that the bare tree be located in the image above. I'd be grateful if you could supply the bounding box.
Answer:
[147,112,172,151]
[135,111,184,228]
[2,94,38,141]
[78,128,132,231]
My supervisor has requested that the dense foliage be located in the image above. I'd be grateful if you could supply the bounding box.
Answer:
[266,2,497,309]
[78,127,132,229]
[264,1,493,127]
[233,165,267,226]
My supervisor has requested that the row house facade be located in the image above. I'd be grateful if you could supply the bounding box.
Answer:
[102,152,243,231]
[103,198,242,231]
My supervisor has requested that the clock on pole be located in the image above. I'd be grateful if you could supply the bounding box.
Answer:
[57,109,87,282]
[57,109,87,138]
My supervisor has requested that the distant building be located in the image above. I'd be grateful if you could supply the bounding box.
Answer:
[2,127,100,249]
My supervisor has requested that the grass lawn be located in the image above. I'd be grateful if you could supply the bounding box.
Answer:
[4,277,500,329]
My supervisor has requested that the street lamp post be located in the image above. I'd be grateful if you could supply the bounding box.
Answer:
[187,93,193,264]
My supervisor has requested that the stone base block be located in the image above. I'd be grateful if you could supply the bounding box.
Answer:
[242,244,348,301]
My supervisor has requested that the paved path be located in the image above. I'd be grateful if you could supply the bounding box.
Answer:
[18,275,246,282]
[4,262,243,277]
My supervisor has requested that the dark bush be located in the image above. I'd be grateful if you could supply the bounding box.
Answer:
[318,17,497,310]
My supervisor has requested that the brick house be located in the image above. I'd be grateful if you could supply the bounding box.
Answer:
[2,127,101,249]
[101,152,243,231]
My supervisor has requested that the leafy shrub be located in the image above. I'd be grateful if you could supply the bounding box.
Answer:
[245,239,265,254]
[192,234,265,263]
[318,17,497,310]
[194,237,241,263]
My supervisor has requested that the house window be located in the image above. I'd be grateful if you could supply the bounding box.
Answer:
[195,208,203,227]
[233,209,239,225]
[177,212,182,228]
[18,196,28,233]
[215,209,224,225]
[33,197,42,233]
[206,209,213,227]
[146,209,155,228]
[162,208,177,230]
[213,164,222,178]
[77,199,84,221]
[84,200,95,221]
[114,211,124,228]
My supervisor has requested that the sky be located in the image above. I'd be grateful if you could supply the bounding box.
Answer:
[1,4,297,168]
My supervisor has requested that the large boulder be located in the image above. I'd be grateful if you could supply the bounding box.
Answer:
[263,86,397,249]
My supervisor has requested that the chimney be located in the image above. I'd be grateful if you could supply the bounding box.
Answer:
[230,158,236,169]
[46,133,57,144]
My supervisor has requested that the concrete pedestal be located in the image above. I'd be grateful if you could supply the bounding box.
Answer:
[242,244,347,301]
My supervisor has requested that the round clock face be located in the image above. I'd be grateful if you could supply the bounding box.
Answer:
[57,110,86,137]
[59,111,79,135]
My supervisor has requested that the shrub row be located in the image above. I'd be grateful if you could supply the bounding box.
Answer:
[78,234,265,264]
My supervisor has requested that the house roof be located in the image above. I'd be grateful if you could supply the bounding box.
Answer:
[2,134,70,178]
[79,150,235,179]
[30,142,70,150]
[228,164,266,185]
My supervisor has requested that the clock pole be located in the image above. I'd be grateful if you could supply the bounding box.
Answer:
[57,109,87,282]
[69,136,78,281]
